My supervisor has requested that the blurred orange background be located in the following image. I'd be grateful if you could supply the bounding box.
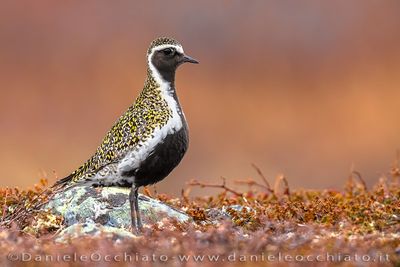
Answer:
[1,1,400,195]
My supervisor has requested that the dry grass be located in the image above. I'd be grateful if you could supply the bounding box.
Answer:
[0,165,399,266]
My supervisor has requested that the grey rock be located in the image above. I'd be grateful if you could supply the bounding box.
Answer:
[56,223,137,243]
[204,205,255,225]
[227,204,251,213]
[44,185,191,232]
[205,208,231,222]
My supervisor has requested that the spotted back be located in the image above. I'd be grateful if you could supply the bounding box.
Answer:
[57,37,183,185]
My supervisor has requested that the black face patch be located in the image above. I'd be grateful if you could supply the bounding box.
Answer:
[151,47,185,83]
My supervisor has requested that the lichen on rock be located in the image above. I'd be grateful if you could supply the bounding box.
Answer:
[43,185,191,237]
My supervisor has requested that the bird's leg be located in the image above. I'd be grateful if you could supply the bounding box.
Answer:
[134,186,143,230]
[129,185,140,234]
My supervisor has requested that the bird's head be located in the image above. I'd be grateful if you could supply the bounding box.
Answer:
[147,37,198,83]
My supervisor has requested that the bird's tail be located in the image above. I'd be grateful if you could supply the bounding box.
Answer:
[51,173,74,188]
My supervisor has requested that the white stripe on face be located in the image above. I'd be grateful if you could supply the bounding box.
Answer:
[147,44,184,84]
[150,44,184,55]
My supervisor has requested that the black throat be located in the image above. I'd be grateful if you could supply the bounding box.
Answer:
[151,58,177,85]
[158,68,176,85]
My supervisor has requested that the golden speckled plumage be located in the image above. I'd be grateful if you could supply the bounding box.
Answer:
[55,36,198,234]
[147,37,181,55]
[58,37,187,184]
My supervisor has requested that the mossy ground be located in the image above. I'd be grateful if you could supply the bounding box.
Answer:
[0,167,399,266]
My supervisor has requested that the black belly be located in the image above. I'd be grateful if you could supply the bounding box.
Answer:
[121,125,189,187]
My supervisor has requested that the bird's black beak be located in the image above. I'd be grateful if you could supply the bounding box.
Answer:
[182,54,199,64]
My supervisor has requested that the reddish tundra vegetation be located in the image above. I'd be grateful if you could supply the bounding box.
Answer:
[0,163,399,267]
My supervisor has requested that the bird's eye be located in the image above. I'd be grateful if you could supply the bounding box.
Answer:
[162,48,175,56]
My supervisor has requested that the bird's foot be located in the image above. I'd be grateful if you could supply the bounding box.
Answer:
[131,222,142,235]
[130,213,143,235]
[136,219,143,231]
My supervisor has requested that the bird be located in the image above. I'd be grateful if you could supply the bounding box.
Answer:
[53,37,198,234]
